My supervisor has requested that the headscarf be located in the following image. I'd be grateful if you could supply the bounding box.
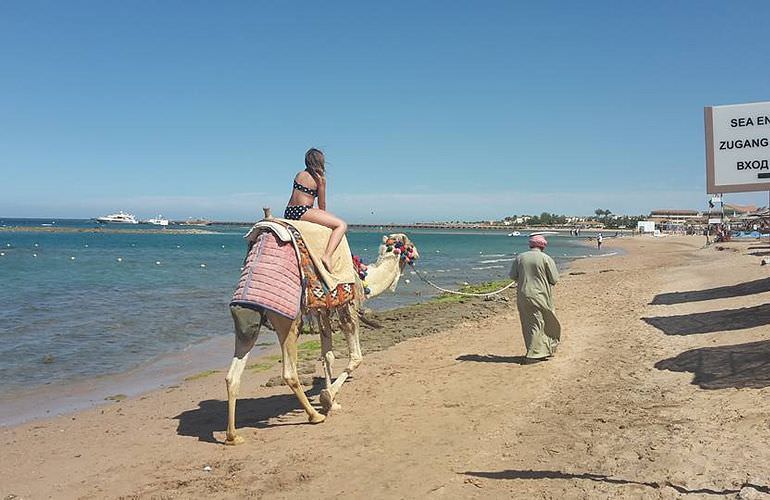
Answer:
[529,234,547,249]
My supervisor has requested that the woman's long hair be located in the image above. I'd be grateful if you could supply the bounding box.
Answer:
[304,148,325,175]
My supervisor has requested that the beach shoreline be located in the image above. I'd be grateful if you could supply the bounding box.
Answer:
[0,233,608,427]
[6,234,769,499]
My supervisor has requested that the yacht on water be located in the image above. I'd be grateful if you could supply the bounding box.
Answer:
[142,215,169,227]
[95,211,139,224]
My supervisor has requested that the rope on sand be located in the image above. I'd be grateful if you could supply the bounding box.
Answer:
[410,264,517,297]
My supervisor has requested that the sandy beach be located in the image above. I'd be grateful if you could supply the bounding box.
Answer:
[3,235,770,499]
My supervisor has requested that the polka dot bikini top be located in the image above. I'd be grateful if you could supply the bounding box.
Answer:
[293,180,318,198]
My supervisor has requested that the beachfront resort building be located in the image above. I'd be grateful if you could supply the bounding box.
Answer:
[648,209,705,233]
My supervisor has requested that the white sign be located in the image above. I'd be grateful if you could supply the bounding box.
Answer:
[704,101,770,193]
[708,218,722,224]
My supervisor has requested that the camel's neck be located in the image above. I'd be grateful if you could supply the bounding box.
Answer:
[365,253,402,297]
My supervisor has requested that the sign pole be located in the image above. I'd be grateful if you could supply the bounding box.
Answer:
[720,193,724,223]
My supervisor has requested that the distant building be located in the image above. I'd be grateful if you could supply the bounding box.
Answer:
[722,203,758,217]
[649,209,705,229]
[649,209,701,220]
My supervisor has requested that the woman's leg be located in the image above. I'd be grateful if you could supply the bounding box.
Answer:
[301,208,348,272]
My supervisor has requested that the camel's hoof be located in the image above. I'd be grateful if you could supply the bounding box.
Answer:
[308,412,326,424]
[225,435,245,446]
[319,389,334,411]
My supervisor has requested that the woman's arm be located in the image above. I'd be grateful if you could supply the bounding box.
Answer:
[313,171,327,210]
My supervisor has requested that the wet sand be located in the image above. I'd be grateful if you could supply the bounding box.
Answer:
[2,235,770,498]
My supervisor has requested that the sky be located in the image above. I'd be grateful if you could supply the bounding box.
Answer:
[1,1,770,223]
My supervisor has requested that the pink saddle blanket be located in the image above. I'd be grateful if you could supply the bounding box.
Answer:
[230,230,301,319]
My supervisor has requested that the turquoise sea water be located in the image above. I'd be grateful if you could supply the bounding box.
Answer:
[0,218,611,415]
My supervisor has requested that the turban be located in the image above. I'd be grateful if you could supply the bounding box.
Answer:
[529,234,547,249]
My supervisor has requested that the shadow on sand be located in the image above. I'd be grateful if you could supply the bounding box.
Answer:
[456,354,529,365]
[174,377,325,444]
[655,339,770,389]
[642,303,770,335]
[461,469,770,495]
[649,277,770,305]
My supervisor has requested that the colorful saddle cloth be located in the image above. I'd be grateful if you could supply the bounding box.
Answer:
[238,219,357,314]
[284,224,356,310]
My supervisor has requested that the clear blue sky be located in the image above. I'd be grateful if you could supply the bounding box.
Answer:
[2,1,769,222]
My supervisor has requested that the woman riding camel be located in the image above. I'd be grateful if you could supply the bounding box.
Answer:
[284,148,348,272]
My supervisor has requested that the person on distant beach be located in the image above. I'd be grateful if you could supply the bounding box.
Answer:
[509,235,561,363]
[284,148,347,271]
[597,232,603,250]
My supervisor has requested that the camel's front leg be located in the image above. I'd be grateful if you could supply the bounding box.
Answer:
[319,313,342,413]
[225,305,262,445]
[271,313,325,424]
[319,313,335,388]
[343,312,363,373]
[320,312,361,409]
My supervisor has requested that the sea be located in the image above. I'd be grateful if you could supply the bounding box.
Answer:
[0,218,614,425]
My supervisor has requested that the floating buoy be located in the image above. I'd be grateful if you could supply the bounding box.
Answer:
[70,256,76,260]
[32,253,37,257]
[155,261,161,265]
[200,264,206,268]
[117,257,123,262]
[34,243,39,247]
[436,250,440,253]
[221,245,225,248]
[6,243,10,247]
[176,245,181,248]
[84,244,89,248]
[0,252,4,256]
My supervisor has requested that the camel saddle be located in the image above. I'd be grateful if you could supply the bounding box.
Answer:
[240,219,358,312]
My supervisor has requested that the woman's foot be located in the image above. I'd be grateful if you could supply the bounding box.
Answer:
[322,255,333,273]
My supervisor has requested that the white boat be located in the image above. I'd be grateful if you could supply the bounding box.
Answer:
[95,211,139,224]
[142,215,169,227]
[507,231,521,237]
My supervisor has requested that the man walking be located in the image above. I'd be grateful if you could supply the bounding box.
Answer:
[509,234,561,363]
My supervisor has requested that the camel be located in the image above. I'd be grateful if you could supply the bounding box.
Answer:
[225,211,418,445]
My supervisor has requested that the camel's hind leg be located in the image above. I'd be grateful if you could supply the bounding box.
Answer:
[320,309,362,410]
[269,312,326,424]
[225,305,263,446]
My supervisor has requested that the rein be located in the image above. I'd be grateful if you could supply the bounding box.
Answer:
[408,263,517,297]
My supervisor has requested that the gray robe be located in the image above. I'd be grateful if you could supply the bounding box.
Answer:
[509,249,561,359]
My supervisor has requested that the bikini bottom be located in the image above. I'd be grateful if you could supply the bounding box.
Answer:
[284,205,312,220]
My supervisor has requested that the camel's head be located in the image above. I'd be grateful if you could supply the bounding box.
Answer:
[380,233,419,269]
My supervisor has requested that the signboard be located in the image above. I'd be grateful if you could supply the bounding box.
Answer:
[708,218,722,224]
[704,101,770,193]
